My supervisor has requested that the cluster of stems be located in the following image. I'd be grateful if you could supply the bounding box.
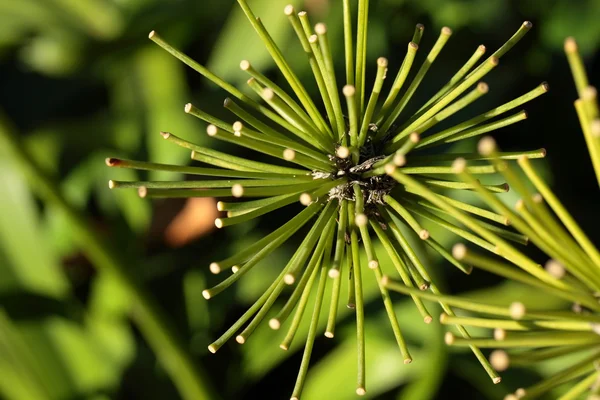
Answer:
[383,134,600,399]
[107,0,557,398]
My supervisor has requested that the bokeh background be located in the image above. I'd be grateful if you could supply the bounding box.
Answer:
[1,0,599,399]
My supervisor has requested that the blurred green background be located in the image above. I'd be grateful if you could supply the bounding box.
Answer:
[1,0,599,399]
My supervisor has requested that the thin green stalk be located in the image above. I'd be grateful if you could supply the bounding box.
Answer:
[558,371,599,400]
[237,0,331,136]
[288,9,337,139]
[290,262,329,400]
[272,212,337,328]
[202,202,325,299]
[106,158,312,180]
[355,0,369,112]
[314,23,347,140]
[353,186,412,362]
[348,201,366,395]
[358,57,388,147]
[417,44,487,112]
[564,38,589,96]
[416,83,548,148]
[379,28,453,135]
[375,42,418,127]
[240,59,318,133]
[440,314,595,331]
[343,0,354,86]
[453,245,599,309]
[518,156,600,269]
[223,97,289,141]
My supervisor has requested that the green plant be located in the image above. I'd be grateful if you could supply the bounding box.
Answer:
[106,0,553,397]
[383,37,600,399]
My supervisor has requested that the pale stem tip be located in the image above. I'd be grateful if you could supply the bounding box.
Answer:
[284,274,295,285]
[439,313,448,323]
[377,57,388,67]
[280,344,289,351]
[324,331,334,338]
[582,86,597,100]
[209,262,221,274]
[515,388,526,398]
[410,132,420,143]
[380,275,390,285]
[231,266,240,273]
[328,269,340,278]
[478,82,489,93]
[523,21,533,28]
[207,124,218,136]
[232,121,243,132]
[343,85,356,97]
[478,44,486,53]
[240,60,250,70]
[309,34,317,44]
[269,319,281,330]
[284,5,294,15]
[545,259,565,279]
[442,26,452,35]
[216,201,225,211]
[207,344,217,354]
[424,315,433,324]
[368,260,379,269]
[356,388,366,396]
[214,219,224,229]
[235,335,245,344]
[403,358,412,364]
[444,332,455,345]
[148,30,156,38]
[138,186,148,198]
[509,302,526,319]
[478,136,497,155]
[160,131,171,139]
[490,350,510,371]
[315,23,327,35]
[184,103,192,113]
[419,229,430,240]
[451,158,467,173]
[494,328,507,341]
[336,146,350,159]
[384,163,396,175]
[202,290,211,300]
[393,154,406,167]
[262,88,275,100]
[452,243,467,259]
[283,149,296,160]
[564,37,578,53]
[409,41,418,50]
[299,193,312,206]
[355,213,368,227]
[504,395,518,400]
[231,184,244,198]
[105,157,118,166]
[108,180,115,189]
[514,199,524,210]
[541,81,550,91]
[493,377,502,385]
